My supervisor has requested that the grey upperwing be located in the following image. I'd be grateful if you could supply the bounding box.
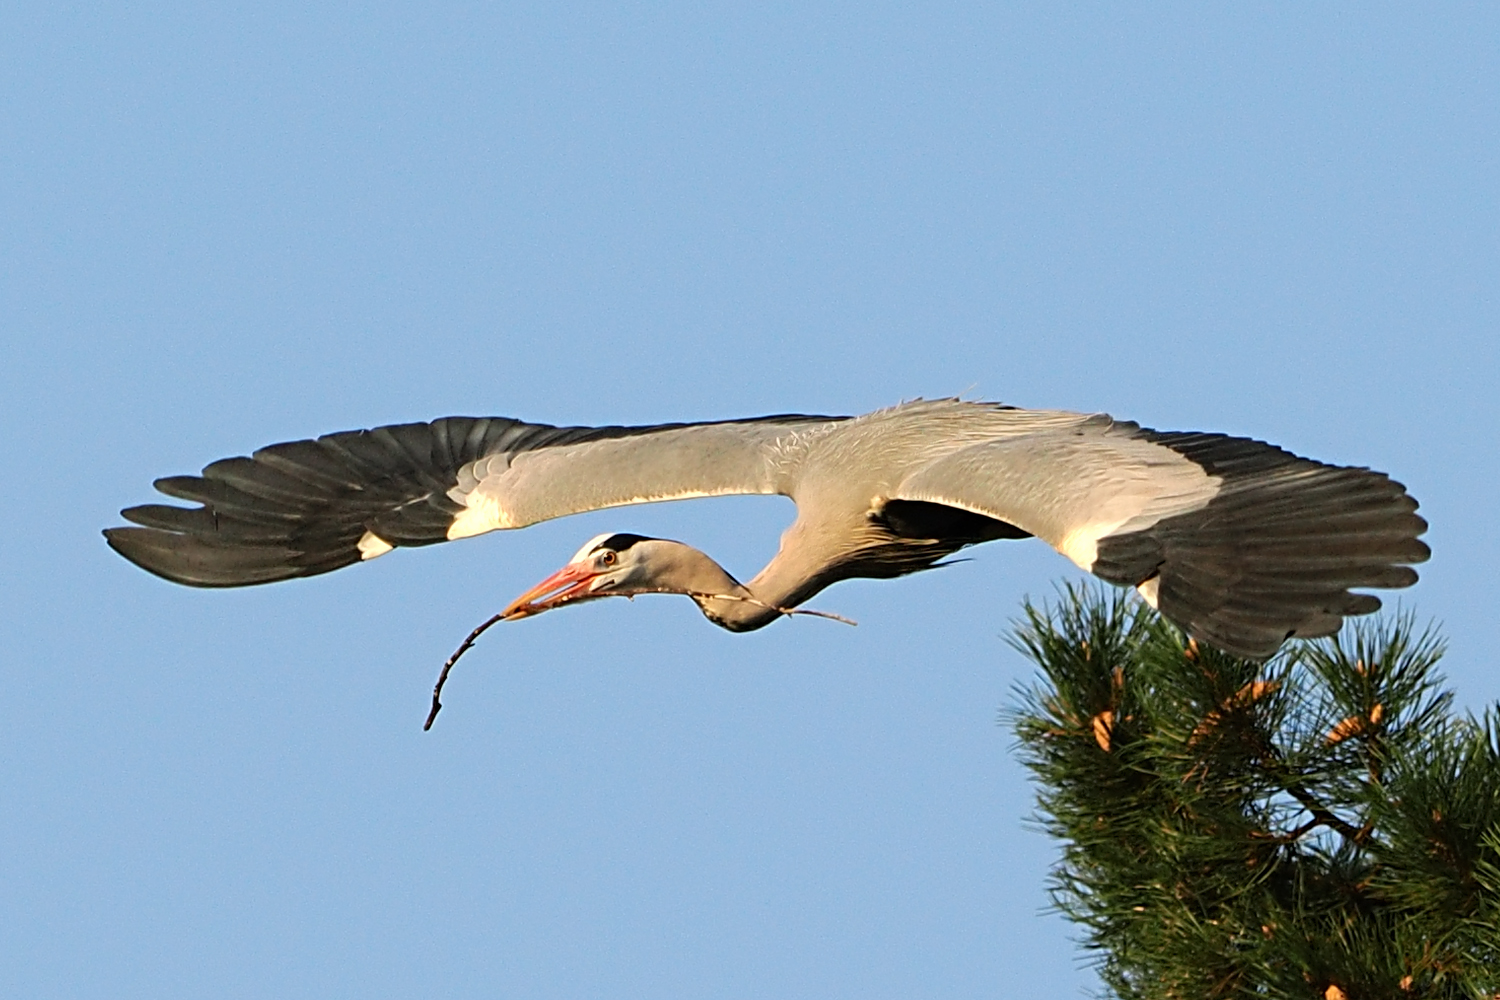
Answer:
[105,413,844,587]
[894,415,1428,657]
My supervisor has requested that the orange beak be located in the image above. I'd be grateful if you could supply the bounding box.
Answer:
[501,562,603,620]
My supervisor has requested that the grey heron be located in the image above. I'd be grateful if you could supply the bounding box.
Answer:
[104,399,1428,659]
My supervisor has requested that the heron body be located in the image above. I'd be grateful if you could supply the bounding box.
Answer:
[105,399,1429,658]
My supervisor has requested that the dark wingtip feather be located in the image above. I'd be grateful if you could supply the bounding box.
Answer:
[104,526,313,587]
[1098,431,1432,659]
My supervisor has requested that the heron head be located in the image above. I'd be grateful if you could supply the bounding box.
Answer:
[502,532,678,619]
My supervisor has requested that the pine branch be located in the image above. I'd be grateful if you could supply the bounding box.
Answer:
[1008,584,1500,999]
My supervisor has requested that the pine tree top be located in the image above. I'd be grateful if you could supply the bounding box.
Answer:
[1009,585,1500,999]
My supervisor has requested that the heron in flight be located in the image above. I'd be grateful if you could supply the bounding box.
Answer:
[105,400,1428,659]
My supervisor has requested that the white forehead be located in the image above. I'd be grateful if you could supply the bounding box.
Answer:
[570,533,617,563]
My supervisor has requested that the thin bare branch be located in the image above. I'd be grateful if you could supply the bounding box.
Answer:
[424,613,504,731]
[1284,783,1367,843]
[424,590,854,731]
[685,591,858,626]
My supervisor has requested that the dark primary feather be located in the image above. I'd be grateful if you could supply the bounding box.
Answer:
[105,414,836,587]
[1091,429,1429,658]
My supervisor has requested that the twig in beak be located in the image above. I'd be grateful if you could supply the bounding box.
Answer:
[423,591,855,730]
[424,612,504,731]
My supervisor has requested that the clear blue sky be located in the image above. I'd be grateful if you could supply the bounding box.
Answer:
[3,5,1496,997]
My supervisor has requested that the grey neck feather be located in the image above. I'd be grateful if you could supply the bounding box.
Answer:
[646,542,788,632]
[647,527,849,633]
[707,524,844,632]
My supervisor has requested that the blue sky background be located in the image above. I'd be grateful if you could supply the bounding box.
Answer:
[3,4,1496,997]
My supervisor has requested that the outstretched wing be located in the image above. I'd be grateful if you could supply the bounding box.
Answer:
[106,413,844,587]
[893,414,1429,658]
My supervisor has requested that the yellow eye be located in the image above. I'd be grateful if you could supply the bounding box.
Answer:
[600,550,617,567]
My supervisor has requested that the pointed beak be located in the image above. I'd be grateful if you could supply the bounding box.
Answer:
[502,562,603,620]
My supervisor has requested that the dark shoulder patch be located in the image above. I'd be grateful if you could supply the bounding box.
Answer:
[874,499,1030,542]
